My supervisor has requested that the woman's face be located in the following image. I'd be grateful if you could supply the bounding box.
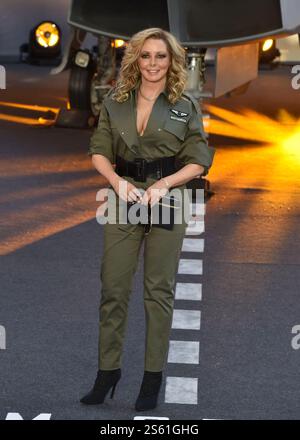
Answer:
[137,38,171,84]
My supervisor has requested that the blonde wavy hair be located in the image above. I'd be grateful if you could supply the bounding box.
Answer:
[112,28,187,104]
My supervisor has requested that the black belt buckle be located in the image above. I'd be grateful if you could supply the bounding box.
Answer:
[134,158,147,182]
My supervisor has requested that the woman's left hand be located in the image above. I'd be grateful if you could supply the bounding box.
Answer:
[140,179,169,207]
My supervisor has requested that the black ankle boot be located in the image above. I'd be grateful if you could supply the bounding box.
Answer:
[135,371,163,411]
[80,368,121,405]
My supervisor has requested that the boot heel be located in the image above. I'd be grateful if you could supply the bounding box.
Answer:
[110,380,118,399]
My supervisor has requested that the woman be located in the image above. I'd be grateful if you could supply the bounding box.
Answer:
[81,27,215,411]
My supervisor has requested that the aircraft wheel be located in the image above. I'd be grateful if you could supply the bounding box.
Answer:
[68,65,94,111]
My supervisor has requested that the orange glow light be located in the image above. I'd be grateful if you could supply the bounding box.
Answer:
[203,104,300,165]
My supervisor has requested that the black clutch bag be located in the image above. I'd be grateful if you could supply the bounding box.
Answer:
[126,195,179,231]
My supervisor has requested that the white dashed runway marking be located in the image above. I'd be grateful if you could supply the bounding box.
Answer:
[175,282,202,301]
[165,376,198,404]
[165,196,206,408]
[167,340,200,364]
[172,309,201,330]
[178,259,203,275]
[182,238,204,252]
[185,221,205,235]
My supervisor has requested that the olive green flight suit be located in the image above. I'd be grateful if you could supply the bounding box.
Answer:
[88,82,215,372]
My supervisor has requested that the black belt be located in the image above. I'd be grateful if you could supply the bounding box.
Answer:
[115,154,177,182]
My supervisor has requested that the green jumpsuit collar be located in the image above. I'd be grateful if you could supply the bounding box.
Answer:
[131,80,168,103]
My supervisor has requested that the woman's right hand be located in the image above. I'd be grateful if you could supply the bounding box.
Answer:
[111,174,143,203]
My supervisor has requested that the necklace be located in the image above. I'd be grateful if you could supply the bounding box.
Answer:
[138,87,161,102]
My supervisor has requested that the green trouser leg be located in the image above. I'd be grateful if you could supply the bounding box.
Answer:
[143,221,187,371]
[98,222,144,370]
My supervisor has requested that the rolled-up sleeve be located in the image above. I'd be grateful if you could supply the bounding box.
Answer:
[87,104,114,163]
[176,99,215,176]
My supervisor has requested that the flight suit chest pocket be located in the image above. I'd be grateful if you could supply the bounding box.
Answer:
[163,117,188,141]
